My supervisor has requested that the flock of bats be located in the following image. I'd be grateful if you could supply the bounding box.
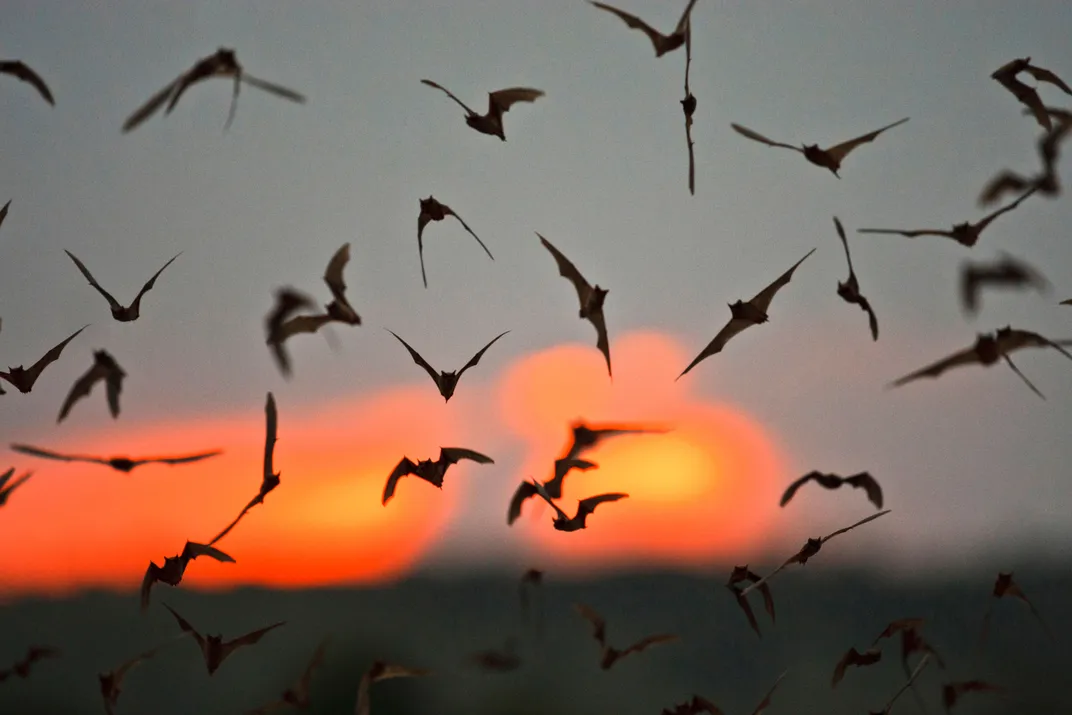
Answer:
[0,2,1069,713]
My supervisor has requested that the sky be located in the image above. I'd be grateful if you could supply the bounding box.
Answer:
[1,0,1071,596]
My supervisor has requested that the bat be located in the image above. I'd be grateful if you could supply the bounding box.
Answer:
[11,442,222,473]
[869,653,932,715]
[268,243,363,344]
[941,680,1004,713]
[123,48,305,133]
[529,479,629,532]
[163,602,285,675]
[563,419,669,462]
[507,456,597,525]
[739,510,892,597]
[979,109,1072,205]
[960,252,1050,315]
[726,565,776,638]
[871,617,926,646]
[731,117,909,177]
[65,250,180,322]
[321,242,362,325]
[141,540,235,612]
[0,60,54,105]
[977,572,1052,652]
[356,660,431,715]
[0,468,33,508]
[872,618,946,684]
[779,470,884,510]
[467,638,522,672]
[0,324,88,393]
[678,248,815,379]
[887,325,1072,399]
[417,196,494,288]
[833,217,878,340]
[1060,299,1072,305]
[0,200,9,231]
[519,568,545,640]
[0,646,59,682]
[265,287,318,377]
[421,79,543,141]
[99,641,180,715]
[246,638,330,714]
[682,19,696,195]
[538,232,613,377]
[210,393,280,545]
[57,349,126,423]
[660,670,787,715]
[991,57,1071,131]
[574,602,679,670]
[382,447,494,505]
[831,646,882,688]
[588,0,700,57]
[386,328,509,401]
[858,187,1037,247]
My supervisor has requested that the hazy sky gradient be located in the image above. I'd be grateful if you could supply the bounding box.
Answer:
[2,1,1072,585]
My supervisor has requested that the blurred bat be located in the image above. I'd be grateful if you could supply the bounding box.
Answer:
[382,447,494,505]
[65,250,180,322]
[123,47,305,133]
[163,602,284,675]
[12,442,222,473]
[977,572,1053,652]
[574,602,679,670]
[731,117,909,177]
[421,79,543,141]
[833,217,878,340]
[1060,299,1072,305]
[871,617,926,646]
[0,60,54,105]
[0,324,87,393]
[682,20,696,195]
[246,638,330,714]
[0,200,9,231]
[356,660,431,715]
[869,653,932,715]
[57,349,126,423]
[0,646,59,682]
[265,287,318,378]
[858,187,1037,247]
[564,419,669,462]
[0,468,33,508]
[99,640,181,715]
[678,248,815,378]
[538,232,613,377]
[272,243,363,342]
[588,0,700,57]
[779,470,884,510]
[991,57,1071,131]
[749,670,788,715]
[660,670,787,715]
[960,252,1050,315]
[386,328,508,401]
[831,646,882,688]
[507,457,597,525]
[519,568,545,640]
[941,680,1004,713]
[417,196,494,288]
[530,478,629,532]
[467,637,522,672]
[726,565,776,638]
[980,110,1072,205]
[140,540,235,612]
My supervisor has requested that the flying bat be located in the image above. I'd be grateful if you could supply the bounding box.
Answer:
[833,217,878,340]
[941,681,1004,713]
[869,654,933,715]
[271,243,363,342]
[731,117,909,177]
[122,47,305,133]
[980,109,1072,205]
[661,670,787,715]
[265,287,318,377]
[506,456,597,525]
[467,638,522,672]
[0,646,59,682]
[0,60,54,105]
[858,187,1036,248]
[417,196,494,288]
[246,638,330,715]
[588,0,700,57]
[991,57,1071,131]
[726,565,776,638]
[678,248,815,379]
[421,79,543,141]
[57,350,126,423]
[0,468,33,508]
[382,447,494,505]
[575,602,679,670]
[563,419,669,462]
[386,328,508,401]
[977,571,1052,651]
[11,442,222,473]
[140,540,235,612]
[538,232,613,377]
[871,617,926,647]
[682,19,697,195]
[780,470,884,510]
[164,602,285,675]
[65,250,180,322]
[356,660,431,715]
[960,252,1050,315]
[0,324,87,393]
[99,641,179,715]
[831,646,882,688]
[529,478,628,532]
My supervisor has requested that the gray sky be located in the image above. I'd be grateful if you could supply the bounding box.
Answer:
[1,0,1071,586]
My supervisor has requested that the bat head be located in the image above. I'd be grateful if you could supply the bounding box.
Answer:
[728,300,768,324]
[439,371,460,401]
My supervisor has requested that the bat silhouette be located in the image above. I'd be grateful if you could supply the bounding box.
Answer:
[941,680,1004,713]
[833,217,878,340]
[740,510,892,597]
[538,232,613,377]
[11,442,222,473]
[530,478,629,532]
[831,646,882,688]
[65,250,180,322]
[382,447,494,505]
[0,646,59,683]
[421,79,543,141]
[682,19,697,195]
[977,572,1052,652]
[265,287,318,377]
[246,638,330,714]
[731,117,909,177]
[0,324,87,393]
[588,0,700,57]
[872,618,946,687]
[979,109,1072,206]
[871,617,926,646]
[575,602,679,670]
[507,456,597,525]
[991,57,1071,131]
[960,252,1050,315]
[564,419,669,462]
[661,670,787,715]
[123,47,305,133]
[417,196,494,288]
[726,565,776,638]
[57,349,126,423]
[386,328,508,401]
[519,568,545,640]
[140,540,235,612]
[0,200,9,231]
[99,640,180,715]
[869,653,933,715]
[678,248,815,379]
[888,325,1072,399]
[779,470,884,510]
[0,467,33,508]
[164,602,284,675]
[858,187,1036,247]
[0,60,54,105]
[356,660,431,715]
[467,637,522,672]
[273,243,363,343]
[210,393,280,546]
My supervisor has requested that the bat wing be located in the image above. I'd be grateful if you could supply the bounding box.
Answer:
[574,603,607,646]
[677,317,752,379]
[973,187,1037,232]
[576,492,628,524]
[845,472,884,509]
[10,442,107,465]
[856,294,879,341]
[0,60,54,105]
[65,251,123,313]
[382,457,418,505]
[439,447,495,467]
[750,248,816,314]
[857,227,955,239]
[139,563,159,612]
[730,588,761,637]
[386,329,442,387]
[417,210,431,288]
[977,171,1033,207]
[507,480,539,525]
[181,540,236,564]
[420,79,476,116]
[820,509,891,544]
[122,74,183,133]
[778,472,818,507]
[537,233,593,311]
[146,450,223,466]
[674,0,701,35]
[619,633,679,659]
[275,314,334,341]
[588,2,666,54]
[323,243,359,320]
[129,253,181,313]
[57,361,109,423]
[685,111,695,195]
[730,123,802,152]
[998,328,1072,359]
[356,663,430,715]
[457,331,509,379]
[220,621,286,662]
[588,308,613,377]
[749,670,788,715]
[824,117,909,164]
[488,87,544,114]
[833,216,854,275]
[888,344,984,388]
[162,603,207,651]
[259,390,280,491]
[445,207,494,260]
[1001,354,1045,399]
[0,471,32,504]
[240,73,306,103]
[0,200,9,229]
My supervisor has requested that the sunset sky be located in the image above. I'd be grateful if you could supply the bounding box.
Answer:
[1,0,1071,596]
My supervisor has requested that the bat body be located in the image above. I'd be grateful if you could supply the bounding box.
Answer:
[506,456,597,525]
[681,19,697,195]
[726,565,776,638]
[0,646,59,682]
[12,442,221,473]
[386,328,508,401]
[832,646,882,688]
[833,217,878,340]
[421,79,543,141]
[589,0,700,57]
[977,571,1052,650]
[991,57,1072,131]
[530,479,628,531]
[356,661,431,715]
[265,287,318,377]
[65,250,180,322]
[679,248,815,378]
[141,540,235,611]
[210,393,279,545]
[980,109,1072,205]
[246,638,329,714]
[164,603,285,675]
[382,447,494,505]
[0,325,88,393]
[960,252,1049,315]
[0,468,33,508]
[57,349,126,423]
[575,603,678,670]
[0,60,54,105]
[123,48,305,133]
[780,470,884,509]
[417,196,494,288]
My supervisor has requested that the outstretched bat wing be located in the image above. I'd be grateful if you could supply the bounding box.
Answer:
[456,331,509,379]
[730,123,802,152]
[122,74,184,132]
[574,603,607,647]
[57,361,110,423]
[444,207,494,260]
[240,74,306,103]
[420,79,477,116]
[588,2,665,54]
[438,447,494,467]
[386,329,442,387]
[820,509,891,544]
[22,325,88,390]
[10,442,107,466]
[888,345,986,388]
[0,60,54,105]
[180,541,236,564]
[507,480,539,525]
[823,117,909,164]
[779,472,818,507]
[576,492,628,526]
[488,87,544,114]
[857,227,956,239]
[1023,64,1072,94]
[750,248,816,314]
[677,317,752,379]
[129,253,181,313]
[220,621,286,663]
[382,457,419,505]
[144,451,223,466]
[845,472,884,509]
[537,233,594,311]
[619,633,680,659]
